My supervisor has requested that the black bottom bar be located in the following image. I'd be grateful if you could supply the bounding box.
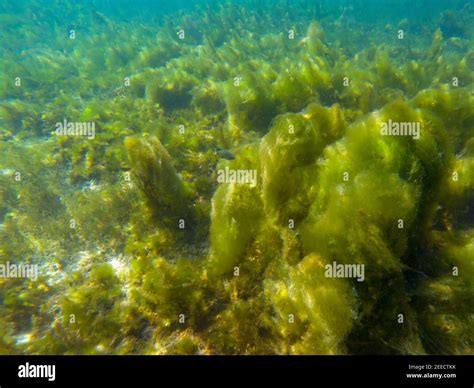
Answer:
[0,355,472,387]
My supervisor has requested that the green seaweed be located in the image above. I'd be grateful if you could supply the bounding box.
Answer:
[0,1,473,356]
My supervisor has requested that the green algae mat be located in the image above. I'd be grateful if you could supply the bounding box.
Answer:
[0,0,473,355]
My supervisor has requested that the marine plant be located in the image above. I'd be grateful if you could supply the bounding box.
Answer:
[0,0,473,355]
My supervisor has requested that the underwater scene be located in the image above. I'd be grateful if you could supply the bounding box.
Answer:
[0,0,473,355]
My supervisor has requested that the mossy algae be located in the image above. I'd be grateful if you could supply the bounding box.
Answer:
[0,0,473,355]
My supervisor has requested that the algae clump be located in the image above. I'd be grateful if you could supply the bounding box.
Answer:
[125,136,194,229]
